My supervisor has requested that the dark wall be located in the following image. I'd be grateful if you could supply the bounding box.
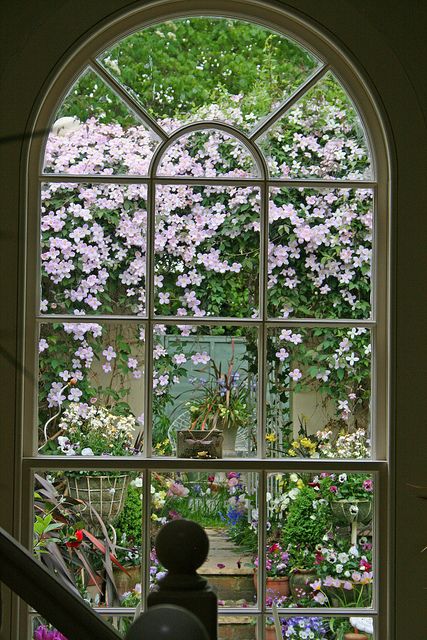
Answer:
[0,1,426,638]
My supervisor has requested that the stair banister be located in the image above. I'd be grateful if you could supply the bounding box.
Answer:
[0,526,121,640]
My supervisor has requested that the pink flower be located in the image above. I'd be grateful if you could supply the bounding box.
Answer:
[363,479,373,491]
[329,485,338,493]
[289,368,302,381]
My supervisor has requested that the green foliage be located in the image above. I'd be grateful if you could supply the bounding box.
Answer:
[59,18,318,124]
[282,486,331,568]
[113,484,143,547]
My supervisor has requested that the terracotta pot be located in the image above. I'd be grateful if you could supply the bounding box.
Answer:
[255,626,280,640]
[266,576,290,598]
[289,569,317,599]
[253,572,290,598]
[113,565,141,596]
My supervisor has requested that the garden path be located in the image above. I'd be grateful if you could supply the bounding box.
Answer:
[200,528,256,604]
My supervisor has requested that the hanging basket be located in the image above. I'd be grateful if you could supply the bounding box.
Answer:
[66,474,129,526]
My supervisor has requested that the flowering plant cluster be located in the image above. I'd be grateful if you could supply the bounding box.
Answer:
[281,616,329,640]
[34,625,67,640]
[310,537,373,605]
[53,403,140,456]
[317,472,374,502]
[39,78,373,451]
[316,427,371,459]
[187,341,252,433]
[254,542,289,577]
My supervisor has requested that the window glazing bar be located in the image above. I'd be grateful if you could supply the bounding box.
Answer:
[89,60,168,142]
[38,175,377,189]
[249,65,330,141]
[23,457,388,472]
[35,315,376,327]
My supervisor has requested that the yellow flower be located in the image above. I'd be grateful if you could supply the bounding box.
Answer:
[266,433,277,443]
[296,479,304,489]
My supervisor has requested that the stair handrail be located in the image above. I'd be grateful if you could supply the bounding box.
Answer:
[0,525,121,640]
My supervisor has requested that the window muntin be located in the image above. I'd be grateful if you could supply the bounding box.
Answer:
[26,9,388,639]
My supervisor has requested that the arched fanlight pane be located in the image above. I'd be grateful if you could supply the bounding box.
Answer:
[97,17,321,133]
[156,130,259,177]
[257,72,373,180]
[42,68,159,175]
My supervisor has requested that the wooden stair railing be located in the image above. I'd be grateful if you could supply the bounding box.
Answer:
[0,525,121,640]
[0,521,214,640]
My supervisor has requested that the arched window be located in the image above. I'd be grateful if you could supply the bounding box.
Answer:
[24,4,389,639]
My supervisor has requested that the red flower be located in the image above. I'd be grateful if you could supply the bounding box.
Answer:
[360,558,372,571]
[66,529,83,548]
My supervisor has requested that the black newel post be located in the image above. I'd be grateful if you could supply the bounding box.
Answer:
[147,519,218,640]
[126,604,209,640]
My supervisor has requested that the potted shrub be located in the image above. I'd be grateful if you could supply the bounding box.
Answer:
[282,486,331,600]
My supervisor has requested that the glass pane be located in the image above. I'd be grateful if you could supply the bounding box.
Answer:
[98,18,320,133]
[38,322,145,455]
[265,472,374,609]
[266,327,371,459]
[258,72,372,180]
[33,473,144,608]
[218,615,256,640]
[40,182,147,315]
[157,130,259,177]
[102,616,136,637]
[150,471,259,608]
[43,68,159,175]
[155,185,260,318]
[152,325,258,458]
[268,187,373,319]
[261,616,374,639]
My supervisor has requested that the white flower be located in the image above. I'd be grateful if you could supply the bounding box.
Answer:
[338,473,347,483]
[338,552,349,563]
[81,447,94,456]
[132,477,143,488]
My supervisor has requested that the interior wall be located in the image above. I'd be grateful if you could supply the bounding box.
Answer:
[0,1,425,638]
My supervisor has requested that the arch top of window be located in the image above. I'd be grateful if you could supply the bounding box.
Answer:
[151,121,268,179]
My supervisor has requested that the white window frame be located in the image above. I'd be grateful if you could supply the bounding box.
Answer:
[17,1,391,638]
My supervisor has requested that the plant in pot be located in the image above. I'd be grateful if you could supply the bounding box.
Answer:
[282,485,331,601]
[254,542,290,599]
[34,473,128,607]
[182,341,252,458]
[318,473,373,544]
[52,403,142,526]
